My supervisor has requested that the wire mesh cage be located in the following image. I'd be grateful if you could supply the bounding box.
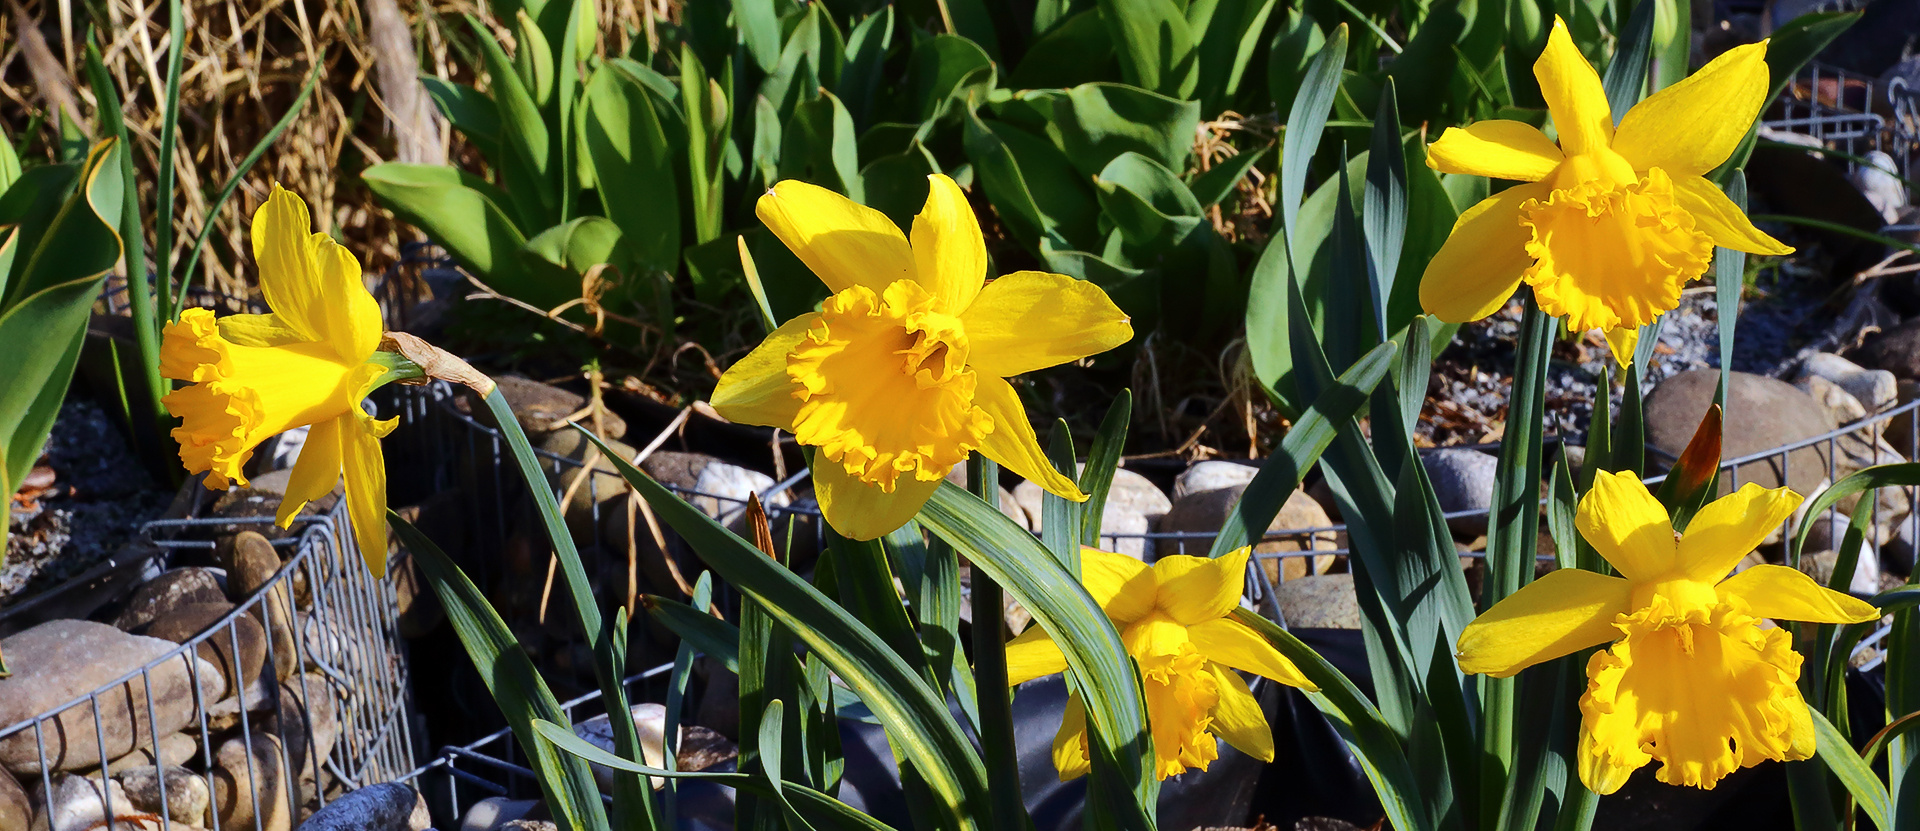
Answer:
[0,494,416,831]
[380,376,1918,826]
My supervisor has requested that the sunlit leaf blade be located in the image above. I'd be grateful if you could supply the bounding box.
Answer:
[1810,708,1893,831]
[1209,340,1397,558]
[1792,465,1920,557]
[1079,391,1133,548]
[916,484,1158,827]
[576,429,990,831]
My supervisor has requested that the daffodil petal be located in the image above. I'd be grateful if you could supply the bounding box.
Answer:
[812,455,942,541]
[216,313,308,348]
[341,416,390,577]
[1052,691,1092,781]
[756,180,914,295]
[1670,174,1794,255]
[1081,546,1156,624]
[1186,618,1316,690]
[1718,564,1881,624]
[973,375,1087,501]
[1576,470,1678,580]
[710,313,816,429]
[1535,19,1614,156]
[1613,42,1770,177]
[1005,625,1067,685]
[1457,568,1633,677]
[1418,183,1547,323]
[911,174,986,312]
[1153,547,1250,627]
[1426,120,1564,182]
[1122,611,1192,662]
[960,271,1133,378]
[251,185,324,343]
[1207,664,1275,762]
[1677,483,1802,583]
[1605,327,1638,367]
[276,415,343,527]
[314,235,385,362]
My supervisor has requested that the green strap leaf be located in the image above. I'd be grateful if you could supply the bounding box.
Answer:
[1208,339,1398,558]
[917,483,1158,827]
[577,429,990,831]
[1811,707,1894,830]
[532,719,890,830]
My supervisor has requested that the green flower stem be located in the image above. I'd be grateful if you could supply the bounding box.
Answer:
[965,454,1032,831]
[1481,293,1553,821]
[484,387,662,831]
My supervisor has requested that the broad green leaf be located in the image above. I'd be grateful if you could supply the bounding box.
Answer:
[733,0,781,72]
[0,141,123,501]
[1009,9,1115,90]
[1097,0,1198,98]
[682,46,730,244]
[468,15,555,226]
[583,64,680,272]
[908,35,996,130]
[780,91,863,201]
[1193,0,1277,111]
[361,163,545,303]
[1267,7,1326,115]
[858,147,938,231]
[644,593,741,673]
[579,430,992,830]
[836,8,893,130]
[520,216,636,296]
[1051,83,1200,178]
[1092,152,1203,249]
[421,77,502,162]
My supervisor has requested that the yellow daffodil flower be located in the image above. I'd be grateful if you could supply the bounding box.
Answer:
[1005,547,1317,780]
[1456,471,1880,793]
[161,185,398,574]
[1420,19,1792,364]
[710,175,1133,540]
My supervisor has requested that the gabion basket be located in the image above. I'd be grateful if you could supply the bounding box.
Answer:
[382,378,1918,828]
[0,496,416,831]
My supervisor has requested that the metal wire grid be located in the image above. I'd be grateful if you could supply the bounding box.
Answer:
[1764,60,1918,185]
[401,663,678,829]
[0,498,416,830]
[406,376,1918,622]
[393,389,1918,824]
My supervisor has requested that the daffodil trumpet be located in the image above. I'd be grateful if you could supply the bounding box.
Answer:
[1008,547,1317,780]
[710,174,1134,540]
[1455,471,1880,793]
[161,185,409,576]
[1419,18,1792,364]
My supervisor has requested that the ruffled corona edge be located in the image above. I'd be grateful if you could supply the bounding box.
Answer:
[1577,599,1813,794]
